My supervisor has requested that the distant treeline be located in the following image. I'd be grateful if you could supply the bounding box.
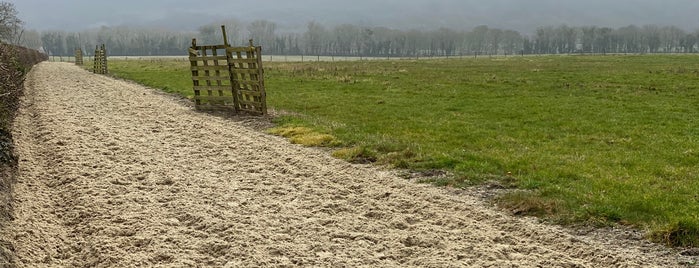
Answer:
[20,20,699,57]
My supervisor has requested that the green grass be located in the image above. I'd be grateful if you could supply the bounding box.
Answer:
[108,55,699,247]
[108,59,194,96]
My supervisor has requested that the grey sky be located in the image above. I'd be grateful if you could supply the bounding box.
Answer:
[8,0,699,33]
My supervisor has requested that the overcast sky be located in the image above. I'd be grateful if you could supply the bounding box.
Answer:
[8,0,699,34]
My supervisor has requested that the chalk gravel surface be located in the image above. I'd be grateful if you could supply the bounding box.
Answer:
[2,62,695,267]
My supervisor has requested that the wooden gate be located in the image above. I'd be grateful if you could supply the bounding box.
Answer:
[188,41,234,111]
[227,41,266,115]
[93,44,107,74]
[75,48,83,65]
[188,26,266,115]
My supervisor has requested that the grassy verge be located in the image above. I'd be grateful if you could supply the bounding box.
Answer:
[109,55,699,247]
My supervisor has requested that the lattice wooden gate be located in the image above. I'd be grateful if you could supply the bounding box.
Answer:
[93,44,107,74]
[227,41,267,115]
[75,48,83,65]
[188,26,267,115]
[189,41,234,111]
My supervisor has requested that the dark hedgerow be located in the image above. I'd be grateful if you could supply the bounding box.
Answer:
[0,43,47,265]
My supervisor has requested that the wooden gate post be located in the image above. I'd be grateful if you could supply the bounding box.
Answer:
[189,39,202,107]
[221,25,229,47]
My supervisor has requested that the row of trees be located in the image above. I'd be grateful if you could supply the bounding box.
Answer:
[4,0,699,57]
[23,27,192,56]
[16,19,699,57]
[532,24,696,54]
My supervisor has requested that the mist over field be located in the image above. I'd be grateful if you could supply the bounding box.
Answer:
[8,0,699,33]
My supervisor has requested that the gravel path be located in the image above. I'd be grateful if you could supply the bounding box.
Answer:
[1,62,695,267]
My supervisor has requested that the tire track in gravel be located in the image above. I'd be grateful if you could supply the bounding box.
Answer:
[1,62,695,267]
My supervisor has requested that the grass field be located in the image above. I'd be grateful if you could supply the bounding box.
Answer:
[108,55,699,247]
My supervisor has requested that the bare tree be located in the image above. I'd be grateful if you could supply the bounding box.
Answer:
[555,25,577,54]
[405,29,424,57]
[679,33,696,53]
[371,26,400,57]
[501,30,523,55]
[535,26,555,54]
[198,24,220,44]
[616,25,641,53]
[40,31,66,56]
[304,21,326,55]
[486,28,502,55]
[661,26,685,53]
[19,29,41,50]
[333,24,360,56]
[642,25,662,53]
[247,20,276,48]
[469,25,489,55]
[0,2,22,44]
[593,27,613,54]
[580,26,596,53]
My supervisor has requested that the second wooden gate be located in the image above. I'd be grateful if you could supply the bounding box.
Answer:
[226,41,266,115]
